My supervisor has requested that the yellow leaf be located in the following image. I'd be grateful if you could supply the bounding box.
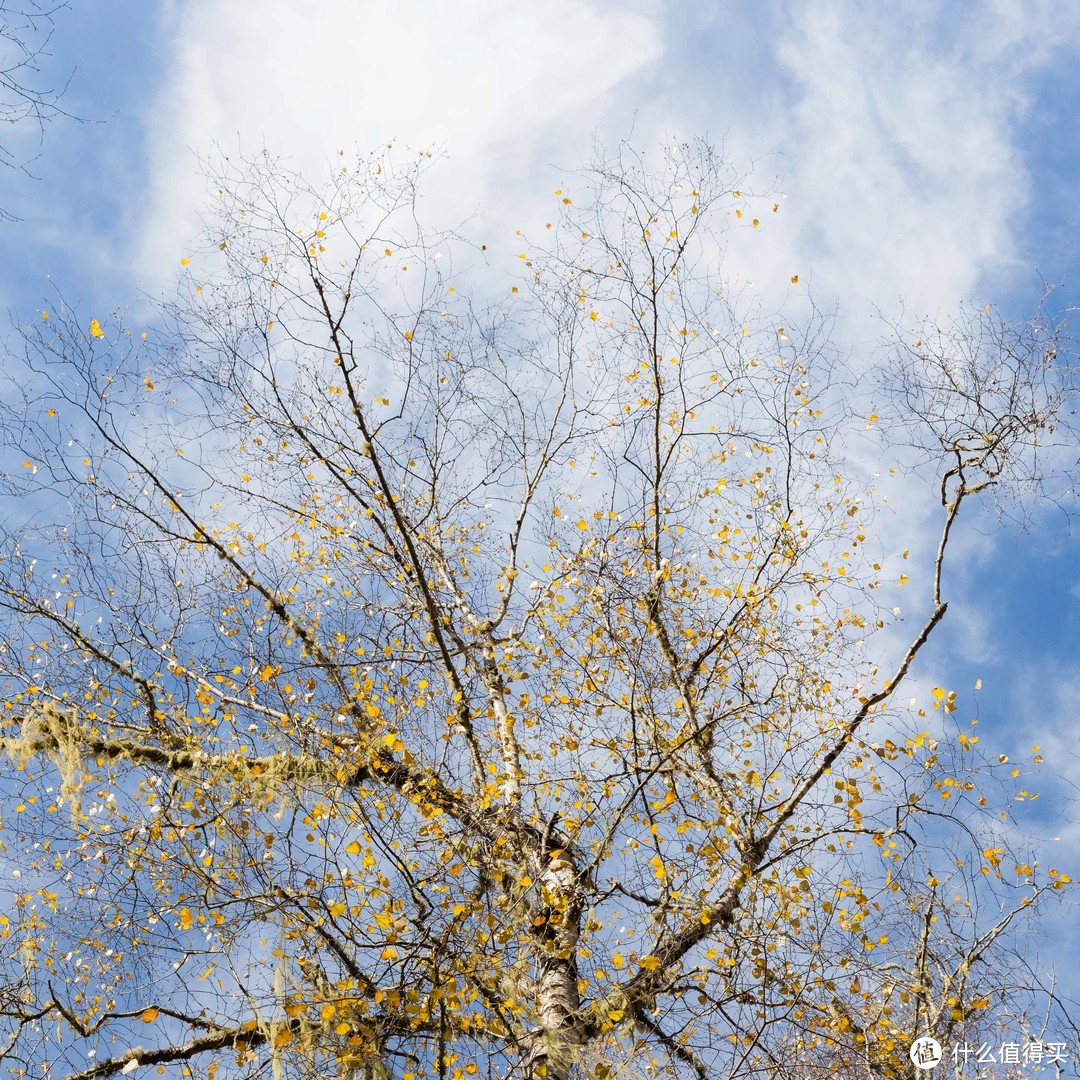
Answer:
[345,840,362,855]
[404,330,413,341]
[335,1021,352,1035]
[273,1029,293,1049]
[790,275,799,284]
[320,1003,336,1020]
[141,1007,159,1023]
[89,319,105,339]
[639,955,662,971]
[178,907,193,930]
[329,902,346,917]
[380,947,397,960]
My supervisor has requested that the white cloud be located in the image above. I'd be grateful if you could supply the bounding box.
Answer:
[134,0,1080,329]
[135,0,663,283]
[689,0,1080,325]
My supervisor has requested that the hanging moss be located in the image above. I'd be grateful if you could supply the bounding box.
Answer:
[5,704,87,824]
[3,703,345,828]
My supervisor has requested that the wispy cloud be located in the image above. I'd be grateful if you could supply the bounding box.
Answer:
[135,0,663,282]
[133,1,1080,328]
[660,1,1080,324]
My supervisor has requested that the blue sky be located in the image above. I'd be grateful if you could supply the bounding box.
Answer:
[2,0,1079,1047]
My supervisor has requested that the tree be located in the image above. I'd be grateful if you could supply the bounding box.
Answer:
[0,141,1076,1080]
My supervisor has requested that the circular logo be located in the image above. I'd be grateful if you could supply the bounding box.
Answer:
[910,1037,943,1070]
